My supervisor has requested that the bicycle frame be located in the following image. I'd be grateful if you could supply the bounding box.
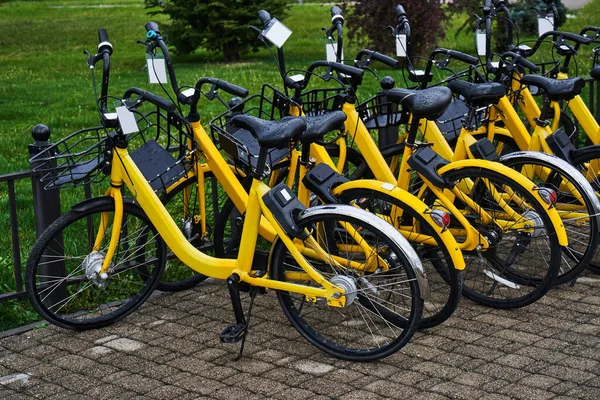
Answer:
[326,101,569,251]
[95,130,359,307]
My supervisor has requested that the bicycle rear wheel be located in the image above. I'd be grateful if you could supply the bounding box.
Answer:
[337,188,462,329]
[425,167,562,308]
[25,198,165,330]
[270,205,423,361]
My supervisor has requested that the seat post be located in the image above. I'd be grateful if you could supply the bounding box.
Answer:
[253,147,269,179]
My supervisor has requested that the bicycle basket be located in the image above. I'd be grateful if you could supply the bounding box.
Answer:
[301,88,346,116]
[209,84,293,172]
[30,105,198,194]
[29,126,111,190]
[356,93,405,130]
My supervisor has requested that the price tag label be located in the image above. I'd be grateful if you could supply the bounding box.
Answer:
[262,19,292,48]
[476,30,487,56]
[326,42,342,62]
[116,106,139,134]
[538,15,554,37]
[146,54,167,84]
[396,34,407,58]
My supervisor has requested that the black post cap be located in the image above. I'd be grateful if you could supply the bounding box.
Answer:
[32,124,51,142]
[380,76,395,90]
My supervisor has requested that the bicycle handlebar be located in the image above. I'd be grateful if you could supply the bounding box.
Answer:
[123,87,176,113]
[195,78,249,98]
[518,30,593,57]
[355,49,400,69]
[331,5,343,23]
[499,51,540,73]
[258,9,272,28]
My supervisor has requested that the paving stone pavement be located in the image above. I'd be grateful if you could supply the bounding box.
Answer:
[1,273,600,399]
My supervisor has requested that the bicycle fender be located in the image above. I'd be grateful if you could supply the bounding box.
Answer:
[71,196,139,213]
[301,204,430,301]
[437,159,569,246]
[500,151,600,229]
[331,179,465,271]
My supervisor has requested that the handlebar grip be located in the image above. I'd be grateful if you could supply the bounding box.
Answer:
[516,55,539,72]
[447,50,479,65]
[97,28,113,54]
[330,62,364,79]
[145,21,160,34]
[258,10,272,28]
[195,78,249,98]
[123,88,176,113]
[98,29,109,44]
[395,5,406,18]
[331,5,342,17]
[217,81,249,98]
[358,50,400,69]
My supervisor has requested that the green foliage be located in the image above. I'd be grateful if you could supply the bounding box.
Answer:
[145,0,289,62]
[510,0,567,36]
[343,0,448,58]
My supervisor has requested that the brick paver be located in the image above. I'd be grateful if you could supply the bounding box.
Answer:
[1,274,599,399]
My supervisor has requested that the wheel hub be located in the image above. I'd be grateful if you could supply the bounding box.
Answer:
[82,251,110,288]
[521,210,545,238]
[330,275,357,306]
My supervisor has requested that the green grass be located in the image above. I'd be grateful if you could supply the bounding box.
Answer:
[1,0,598,331]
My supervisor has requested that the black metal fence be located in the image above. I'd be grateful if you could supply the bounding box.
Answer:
[0,128,92,304]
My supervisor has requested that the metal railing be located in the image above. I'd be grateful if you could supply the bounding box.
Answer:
[0,126,91,304]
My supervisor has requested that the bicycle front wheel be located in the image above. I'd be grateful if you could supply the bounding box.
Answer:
[269,205,423,361]
[25,198,165,330]
[427,166,562,309]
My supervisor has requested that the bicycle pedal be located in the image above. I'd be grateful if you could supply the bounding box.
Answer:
[220,324,247,343]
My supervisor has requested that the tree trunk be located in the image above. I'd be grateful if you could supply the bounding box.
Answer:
[222,39,240,63]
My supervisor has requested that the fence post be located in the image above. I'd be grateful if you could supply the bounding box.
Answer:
[29,124,67,306]
[377,76,400,149]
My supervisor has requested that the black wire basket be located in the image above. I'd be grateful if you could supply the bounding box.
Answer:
[301,88,346,116]
[30,104,198,194]
[356,93,405,130]
[209,84,293,173]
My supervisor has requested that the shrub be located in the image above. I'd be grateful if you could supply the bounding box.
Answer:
[343,0,448,59]
[145,0,289,62]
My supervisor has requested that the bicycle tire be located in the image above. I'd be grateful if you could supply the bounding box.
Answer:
[25,198,165,330]
[425,166,561,308]
[569,145,600,273]
[500,153,600,284]
[269,205,423,361]
[337,188,462,329]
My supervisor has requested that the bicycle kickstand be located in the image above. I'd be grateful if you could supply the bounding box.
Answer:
[219,274,258,360]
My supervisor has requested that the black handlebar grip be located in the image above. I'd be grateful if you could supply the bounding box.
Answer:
[123,88,176,112]
[97,28,113,55]
[331,5,343,21]
[98,29,109,44]
[447,50,479,65]
[218,81,249,98]
[142,91,176,112]
[370,51,401,69]
[329,62,364,79]
[503,51,540,72]
[258,10,272,28]
[145,21,160,34]
[395,5,406,18]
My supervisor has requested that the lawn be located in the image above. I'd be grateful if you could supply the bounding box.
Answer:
[0,0,598,331]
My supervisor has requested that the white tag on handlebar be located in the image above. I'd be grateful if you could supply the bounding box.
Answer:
[262,19,292,48]
[476,30,487,56]
[181,88,196,98]
[538,15,554,37]
[396,34,407,58]
[116,106,139,134]
[146,54,167,84]
[326,42,343,63]
[290,74,305,82]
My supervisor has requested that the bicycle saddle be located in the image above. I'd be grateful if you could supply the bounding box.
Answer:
[387,87,452,120]
[519,75,585,101]
[446,80,506,107]
[591,65,600,81]
[302,111,347,143]
[230,115,307,149]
